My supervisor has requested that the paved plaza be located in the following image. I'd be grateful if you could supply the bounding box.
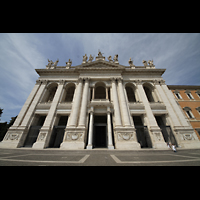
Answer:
[0,148,200,166]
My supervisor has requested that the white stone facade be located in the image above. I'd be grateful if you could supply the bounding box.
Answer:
[1,52,200,150]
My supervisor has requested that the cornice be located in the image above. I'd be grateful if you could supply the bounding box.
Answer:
[35,60,166,76]
[167,85,200,90]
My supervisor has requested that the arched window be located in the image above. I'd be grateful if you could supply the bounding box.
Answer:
[95,86,106,99]
[60,83,76,103]
[125,86,136,102]
[94,82,106,99]
[143,85,154,102]
[64,85,75,102]
[41,83,58,103]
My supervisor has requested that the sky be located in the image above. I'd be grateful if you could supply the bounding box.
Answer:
[0,33,200,122]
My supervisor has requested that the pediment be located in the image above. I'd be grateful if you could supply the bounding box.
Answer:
[76,60,125,69]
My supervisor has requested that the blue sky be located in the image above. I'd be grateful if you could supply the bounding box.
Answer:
[0,33,200,122]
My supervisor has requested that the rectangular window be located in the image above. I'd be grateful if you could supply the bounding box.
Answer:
[175,93,181,99]
[186,110,193,118]
[187,93,193,99]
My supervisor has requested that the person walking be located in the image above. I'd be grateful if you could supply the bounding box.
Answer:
[171,144,177,152]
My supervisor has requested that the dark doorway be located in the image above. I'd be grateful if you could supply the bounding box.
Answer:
[133,116,152,148]
[93,125,107,148]
[49,116,68,148]
[93,115,107,148]
[23,116,46,147]
[155,116,177,146]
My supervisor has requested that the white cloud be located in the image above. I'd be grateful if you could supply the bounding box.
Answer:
[1,33,200,122]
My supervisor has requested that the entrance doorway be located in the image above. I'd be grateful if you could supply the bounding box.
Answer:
[49,116,68,148]
[93,115,107,148]
[133,116,152,148]
[24,116,46,147]
[155,116,177,146]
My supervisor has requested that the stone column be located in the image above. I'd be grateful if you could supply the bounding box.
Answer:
[106,87,109,100]
[0,80,47,149]
[78,78,90,127]
[67,78,83,127]
[160,81,190,127]
[92,87,95,100]
[117,78,131,127]
[107,107,114,149]
[32,80,65,149]
[154,81,181,127]
[136,80,167,149]
[86,107,94,149]
[111,78,122,127]
[11,80,42,128]
[20,80,47,128]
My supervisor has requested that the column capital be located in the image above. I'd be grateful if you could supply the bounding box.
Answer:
[159,80,166,85]
[41,80,48,85]
[77,77,83,84]
[110,77,117,83]
[84,77,90,83]
[135,79,142,85]
[36,80,42,85]
[116,77,123,83]
[153,79,160,85]
[59,79,65,85]
[89,106,94,114]
[107,106,112,114]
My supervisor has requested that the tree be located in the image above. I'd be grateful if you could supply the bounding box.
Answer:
[0,115,17,141]
[0,108,3,121]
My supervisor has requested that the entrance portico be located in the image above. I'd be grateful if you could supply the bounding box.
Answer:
[86,106,114,149]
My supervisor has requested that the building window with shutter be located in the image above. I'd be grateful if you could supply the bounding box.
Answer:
[183,107,195,119]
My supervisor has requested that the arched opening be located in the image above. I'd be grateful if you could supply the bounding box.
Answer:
[41,83,58,103]
[125,86,136,102]
[95,86,106,99]
[94,82,106,99]
[64,85,75,102]
[60,83,76,103]
[143,84,154,102]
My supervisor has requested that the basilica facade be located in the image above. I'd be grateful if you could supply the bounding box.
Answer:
[1,51,200,150]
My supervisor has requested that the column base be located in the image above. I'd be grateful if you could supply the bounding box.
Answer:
[0,127,28,149]
[86,145,93,149]
[60,142,85,149]
[32,142,45,149]
[115,141,141,150]
[108,145,115,149]
[153,142,168,149]
[60,127,86,149]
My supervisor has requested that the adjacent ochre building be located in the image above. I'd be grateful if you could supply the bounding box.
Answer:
[168,85,200,140]
[1,51,200,150]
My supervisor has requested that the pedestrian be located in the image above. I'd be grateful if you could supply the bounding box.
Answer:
[171,144,177,152]
[167,141,171,149]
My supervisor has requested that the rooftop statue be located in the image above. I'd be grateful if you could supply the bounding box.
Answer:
[88,54,94,62]
[98,50,104,57]
[46,59,59,69]
[113,54,119,64]
[113,54,118,61]
[66,59,72,68]
[82,54,88,63]
[53,59,59,68]
[107,55,113,62]
[142,60,148,67]
[96,50,105,61]
[46,59,54,69]
[148,60,155,68]
[128,57,135,67]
